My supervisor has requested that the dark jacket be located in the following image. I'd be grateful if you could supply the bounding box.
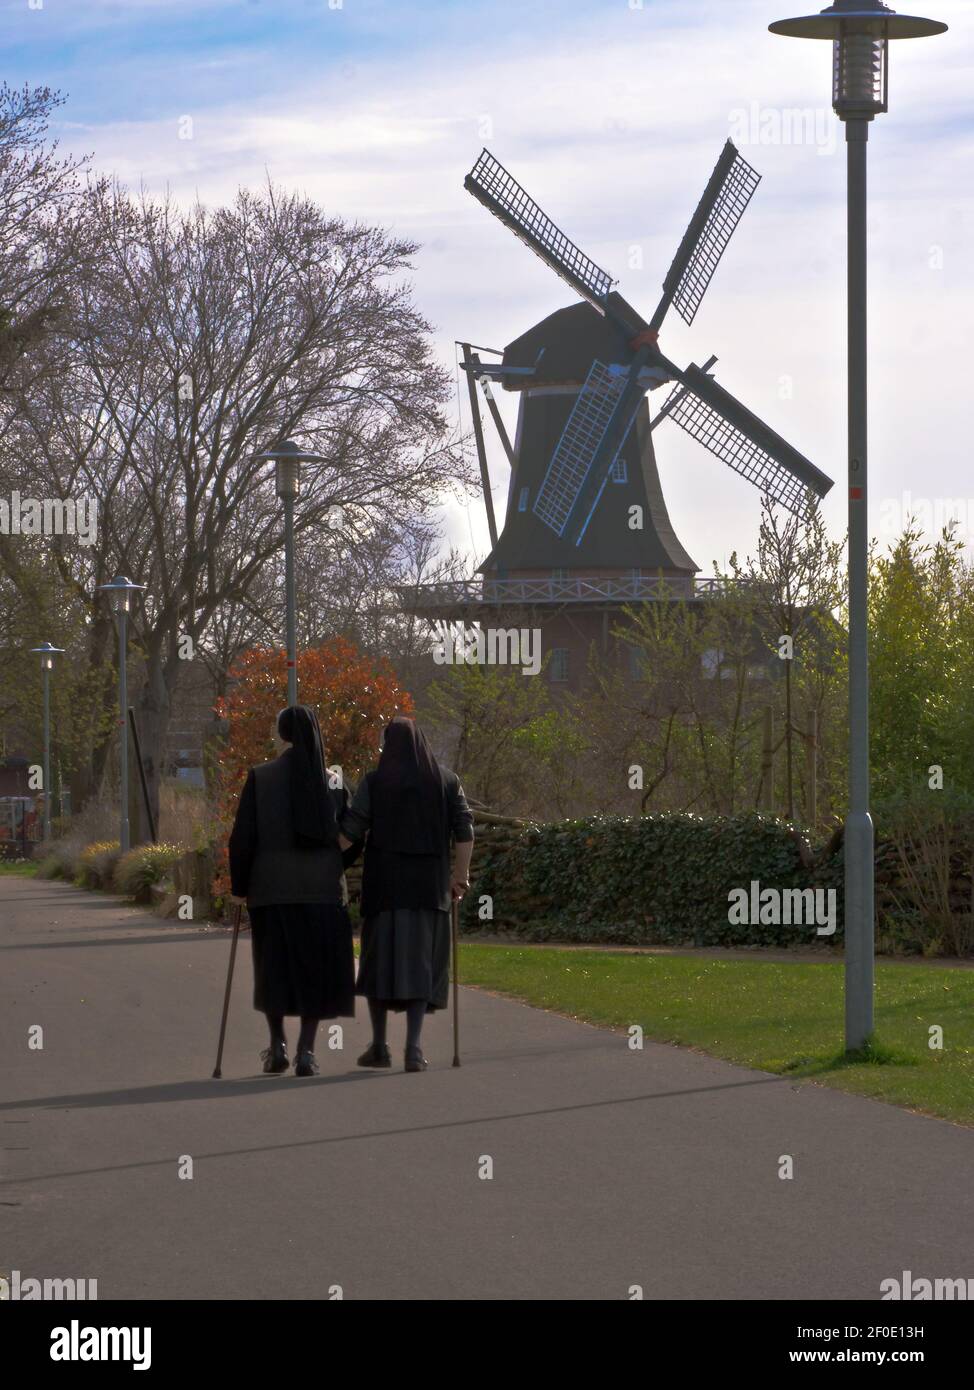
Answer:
[228,750,351,909]
[340,768,473,918]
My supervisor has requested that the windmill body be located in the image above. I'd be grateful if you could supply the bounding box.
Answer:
[400,139,834,690]
[483,295,698,583]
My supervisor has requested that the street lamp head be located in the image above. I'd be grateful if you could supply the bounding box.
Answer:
[256,439,329,500]
[96,575,147,614]
[30,642,65,671]
[770,0,947,39]
[770,1,948,120]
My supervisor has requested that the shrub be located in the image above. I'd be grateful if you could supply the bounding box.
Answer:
[872,787,974,957]
[114,843,183,902]
[36,842,78,881]
[465,800,974,957]
[75,840,121,890]
[37,798,119,884]
[211,639,413,900]
[158,781,210,851]
[465,811,838,949]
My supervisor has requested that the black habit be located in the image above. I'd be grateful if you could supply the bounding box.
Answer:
[340,718,473,1011]
[228,708,359,1019]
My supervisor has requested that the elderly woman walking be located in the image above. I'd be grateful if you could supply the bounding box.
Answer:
[339,716,474,1073]
[228,705,356,1078]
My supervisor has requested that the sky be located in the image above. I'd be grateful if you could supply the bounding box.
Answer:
[6,0,973,576]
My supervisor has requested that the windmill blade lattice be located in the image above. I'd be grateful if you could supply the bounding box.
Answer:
[659,364,831,515]
[533,361,639,535]
[465,150,617,313]
[656,141,762,329]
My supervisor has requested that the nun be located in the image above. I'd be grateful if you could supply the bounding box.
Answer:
[338,716,474,1072]
[228,705,358,1077]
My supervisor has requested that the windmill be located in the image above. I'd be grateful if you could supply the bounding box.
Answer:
[462,140,834,557]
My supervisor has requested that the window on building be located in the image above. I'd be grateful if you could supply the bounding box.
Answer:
[551,567,569,581]
[701,647,724,680]
[610,457,627,483]
[549,648,570,683]
[518,487,530,512]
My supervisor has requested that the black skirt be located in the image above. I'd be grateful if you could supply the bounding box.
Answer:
[250,903,355,1018]
[355,908,450,1011]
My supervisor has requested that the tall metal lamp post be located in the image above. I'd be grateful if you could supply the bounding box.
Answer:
[769,1,947,1051]
[255,441,328,707]
[96,576,146,853]
[29,643,65,841]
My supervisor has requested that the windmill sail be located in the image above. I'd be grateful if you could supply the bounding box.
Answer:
[653,141,761,330]
[463,135,832,546]
[532,362,642,535]
[660,364,833,514]
[465,150,616,313]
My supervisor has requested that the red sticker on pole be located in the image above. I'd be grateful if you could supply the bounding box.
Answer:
[850,487,863,499]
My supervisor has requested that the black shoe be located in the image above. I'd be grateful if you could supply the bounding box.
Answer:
[261,1042,289,1075]
[404,1046,428,1073]
[357,1042,392,1068]
[294,1050,319,1077]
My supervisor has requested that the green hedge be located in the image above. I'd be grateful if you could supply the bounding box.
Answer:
[464,812,841,948]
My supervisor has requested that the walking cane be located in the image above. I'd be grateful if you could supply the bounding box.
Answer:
[212,902,243,1079]
[451,895,461,1068]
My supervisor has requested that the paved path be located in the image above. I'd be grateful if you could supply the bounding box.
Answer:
[1,877,971,1301]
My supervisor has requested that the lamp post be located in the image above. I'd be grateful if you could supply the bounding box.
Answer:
[255,441,328,707]
[29,643,64,842]
[769,1,947,1051]
[96,576,146,853]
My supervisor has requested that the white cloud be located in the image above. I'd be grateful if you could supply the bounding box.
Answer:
[51,0,974,569]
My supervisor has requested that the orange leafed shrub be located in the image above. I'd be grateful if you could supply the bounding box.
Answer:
[211,640,413,903]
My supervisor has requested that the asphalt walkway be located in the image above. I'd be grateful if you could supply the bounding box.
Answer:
[2,877,971,1300]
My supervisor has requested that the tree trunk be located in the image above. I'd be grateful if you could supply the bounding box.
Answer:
[784,656,794,820]
[137,647,175,834]
[84,617,122,811]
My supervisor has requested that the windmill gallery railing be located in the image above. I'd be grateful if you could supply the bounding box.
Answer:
[396,575,751,612]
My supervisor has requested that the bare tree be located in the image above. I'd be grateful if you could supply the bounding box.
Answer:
[0,84,94,401]
[741,496,844,819]
[6,179,474,820]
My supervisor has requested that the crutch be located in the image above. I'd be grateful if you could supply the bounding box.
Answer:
[451,895,461,1068]
[212,902,243,1079]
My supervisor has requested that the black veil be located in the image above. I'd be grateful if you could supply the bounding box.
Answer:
[277,705,338,848]
[369,716,446,854]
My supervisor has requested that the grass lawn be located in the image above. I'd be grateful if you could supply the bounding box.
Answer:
[457,944,974,1128]
[0,860,39,877]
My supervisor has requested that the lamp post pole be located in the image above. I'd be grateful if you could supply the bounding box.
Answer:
[29,644,64,842]
[769,0,947,1050]
[96,577,147,854]
[255,440,330,709]
[42,658,52,842]
[845,111,873,1048]
[118,604,130,851]
[283,489,297,707]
